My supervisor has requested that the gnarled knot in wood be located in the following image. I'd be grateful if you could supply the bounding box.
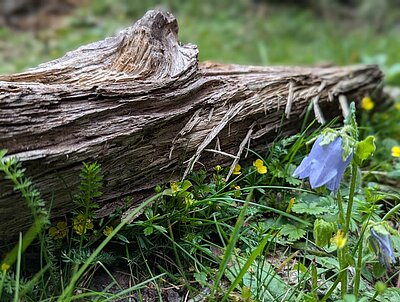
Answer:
[0,10,198,85]
[0,10,384,238]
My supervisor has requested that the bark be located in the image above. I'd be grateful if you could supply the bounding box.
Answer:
[0,10,383,238]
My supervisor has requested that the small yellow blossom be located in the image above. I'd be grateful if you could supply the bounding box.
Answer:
[391,146,400,157]
[361,96,374,111]
[253,159,267,174]
[170,182,179,193]
[331,230,347,249]
[103,226,114,236]
[395,102,400,110]
[1,263,10,272]
[214,165,222,172]
[233,185,241,198]
[48,221,69,240]
[73,214,94,235]
[233,164,241,175]
[286,198,295,213]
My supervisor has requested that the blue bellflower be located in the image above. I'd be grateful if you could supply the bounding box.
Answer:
[369,227,396,268]
[293,136,353,192]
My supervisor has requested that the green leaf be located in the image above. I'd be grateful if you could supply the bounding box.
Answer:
[194,271,207,286]
[292,201,330,216]
[180,180,192,192]
[356,135,376,162]
[280,224,307,241]
[116,234,130,243]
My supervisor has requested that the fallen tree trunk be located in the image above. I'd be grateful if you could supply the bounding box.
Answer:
[0,10,383,238]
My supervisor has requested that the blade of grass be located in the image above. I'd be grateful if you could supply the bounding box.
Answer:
[19,264,50,299]
[221,226,275,301]
[13,233,23,302]
[211,189,253,298]
[57,192,162,301]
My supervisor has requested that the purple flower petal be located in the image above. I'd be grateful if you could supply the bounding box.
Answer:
[370,227,396,268]
[293,136,352,192]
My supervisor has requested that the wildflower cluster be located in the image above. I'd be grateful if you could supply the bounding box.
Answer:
[48,221,69,240]
[73,214,94,235]
[253,159,267,174]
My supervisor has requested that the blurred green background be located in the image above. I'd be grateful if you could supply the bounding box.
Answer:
[0,0,400,84]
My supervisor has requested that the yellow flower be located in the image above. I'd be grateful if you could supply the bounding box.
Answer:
[361,96,374,111]
[233,164,241,175]
[391,146,400,158]
[214,165,222,172]
[233,185,241,198]
[395,103,400,110]
[253,159,267,174]
[286,197,295,213]
[103,226,114,236]
[1,263,10,272]
[73,214,94,235]
[170,182,179,193]
[331,230,347,249]
[48,221,68,240]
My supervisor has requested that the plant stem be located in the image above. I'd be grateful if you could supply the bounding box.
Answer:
[353,234,363,298]
[339,249,347,297]
[212,189,253,299]
[58,193,162,301]
[321,270,345,302]
[336,191,347,296]
[383,202,400,221]
[344,162,358,234]
[337,191,345,227]
[311,257,318,301]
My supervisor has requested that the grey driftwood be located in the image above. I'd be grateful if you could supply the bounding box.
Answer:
[0,10,383,238]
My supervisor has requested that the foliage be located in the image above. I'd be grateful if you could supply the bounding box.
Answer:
[1,1,400,301]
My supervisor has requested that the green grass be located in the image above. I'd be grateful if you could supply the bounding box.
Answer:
[1,1,400,301]
[1,0,400,82]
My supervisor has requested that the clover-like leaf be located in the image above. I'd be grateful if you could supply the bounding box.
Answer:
[280,224,307,241]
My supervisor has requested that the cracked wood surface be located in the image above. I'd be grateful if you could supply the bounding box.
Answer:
[0,10,383,238]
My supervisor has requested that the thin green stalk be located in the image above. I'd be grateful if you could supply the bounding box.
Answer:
[338,248,347,297]
[167,218,185,277]
[311,258,318,301]
[222,217,281,302]
[211,189,253,298]
[320,269,345,302]
[13,233,23,302]
[336,191,345,227]
[336,191,347,296]
[57,192,162,301]
[383,202,400,221]
[353,235,363,298]
[344,162,358,234]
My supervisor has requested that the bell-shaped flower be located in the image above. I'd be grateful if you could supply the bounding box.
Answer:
[369,226,396,268]
[293,136,353,192]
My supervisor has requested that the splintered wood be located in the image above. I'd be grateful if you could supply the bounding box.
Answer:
[0,10,383,238]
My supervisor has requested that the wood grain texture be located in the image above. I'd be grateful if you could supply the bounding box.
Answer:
[0,10,383,238]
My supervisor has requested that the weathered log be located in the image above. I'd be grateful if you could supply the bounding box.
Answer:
[0,10,383,238]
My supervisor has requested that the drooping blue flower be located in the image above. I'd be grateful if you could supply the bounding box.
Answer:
[369,226,396,268]
[293,136,353,192]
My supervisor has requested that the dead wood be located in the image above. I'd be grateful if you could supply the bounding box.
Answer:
[0,10,383,238]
